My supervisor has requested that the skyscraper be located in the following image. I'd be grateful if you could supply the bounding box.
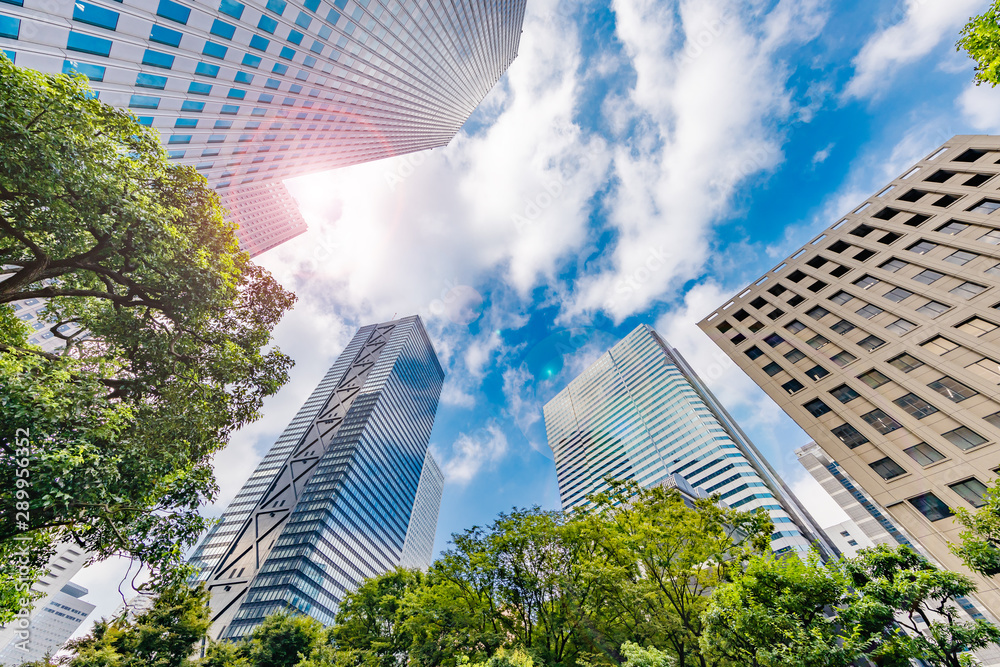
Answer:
[0,583,95,666]
[0,0,527,254]
[697,134,1000,616]
[543,324,834,557]
[189,315,445,640]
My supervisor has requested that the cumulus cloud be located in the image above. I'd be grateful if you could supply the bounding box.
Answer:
[437,422,510,485]
[960,82,1000,131]
[845,0,986,99]
[562,0,827,323]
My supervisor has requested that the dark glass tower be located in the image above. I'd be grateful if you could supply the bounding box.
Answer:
[190,315,444,639]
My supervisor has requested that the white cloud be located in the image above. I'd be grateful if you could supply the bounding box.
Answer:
[960,81,1000,131]
[436,422,510,485]
[812,142,835,165]
[562,0,827,323]
[845,0,986,99]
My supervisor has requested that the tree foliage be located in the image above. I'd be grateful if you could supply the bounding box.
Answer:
[0,53,295,600]
[958,0,1000,87]
[950,483,1000,578]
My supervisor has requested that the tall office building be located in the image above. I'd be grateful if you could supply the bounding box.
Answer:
[188,315,445,640]
[0,0,527,254]
[0,543,90,656]
[0,583,95,666]
[543,324,834,557]
[698,135,1000,615]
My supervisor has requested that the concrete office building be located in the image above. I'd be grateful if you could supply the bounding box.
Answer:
[0,583,94,666]
[189,315,445,640]
[699,135,1000,616]
[0,0,527,254]
[543,323,834,557]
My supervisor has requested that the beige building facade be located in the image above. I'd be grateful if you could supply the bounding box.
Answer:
[698,135,1000,616]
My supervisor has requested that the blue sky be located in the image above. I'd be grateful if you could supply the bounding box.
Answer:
[74,0,1000,631]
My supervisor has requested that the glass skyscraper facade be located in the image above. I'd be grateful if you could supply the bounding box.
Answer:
[0,0,527,254]
[544,324,833,556]
[189,315,445,639]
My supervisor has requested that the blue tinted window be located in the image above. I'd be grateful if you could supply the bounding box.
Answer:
[294,69,307,80]
[167,149,185,158]
[62,59,106,81]
[308,40,322,54]
[1,0,23,7]
[175,118,198,128]
[241,53,261,68]
[195,61,219,77]
[128,94,160,109]
[251,107,267,116]
[72,2,118,30]
[227,88,245,99]
[234,71,253,84]
[318,25,331,39]
[203,41,227,59]
[135,72,167,89]
[333,0,346,8]
[181,100,205,112]
[264,0,285,15]
[202,148,220,156]
[210,19,235,39]
[281,96,294,105]
[326,8,339,23]
[188,81,212,95]
[220,104,239,114]
[168,135,191,144]
[214,119,232,128]
[67,31,112,56]
[245,121,260,129]
[279,46,294,60]
[2,48,15,61]
[286,29,303,45]
[142,49,174,68]
[257,93,273,103]
[271,62,287,75]
[256,15,276,33]
[149,24,182,46]
[136,116,153,126]
[249,35,269,51]
[302,55,316,68]
[156,0,189,24]
[238,133,252,141]
[218,0,243,19]
[196,162,213,169]
[264,78,280,89]
[294,11,310,28]
[288,83,301,93]
[303,0,318,9]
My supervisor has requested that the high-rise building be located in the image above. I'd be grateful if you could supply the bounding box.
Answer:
[0,0,527,254]
[542,323,835,557]
[0,582,95,666]
[697,134,1000,615]
[0,543,90,657]
[189,315,445,640]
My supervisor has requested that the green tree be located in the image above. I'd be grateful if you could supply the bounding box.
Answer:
[951,483,1000,578]
[469,648,536,667]
[241,613,327,667]
[581,481,773,667]
[842,545,1000,667]
[0,53,294,598]
[958,0,1000,86]
[619,643,672,667]
[701,552,867,667]
[59,585,211,667]
[328,568,425,667]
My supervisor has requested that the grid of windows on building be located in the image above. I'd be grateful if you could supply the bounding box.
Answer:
[189,316,444,640]
[0,0,527,255]
[699,135,1000,619]
[543,323,835,558]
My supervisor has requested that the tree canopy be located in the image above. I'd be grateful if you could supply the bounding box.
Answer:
[0,53,295,602]
[958,0,1000,87]
[22,488,1000,667]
